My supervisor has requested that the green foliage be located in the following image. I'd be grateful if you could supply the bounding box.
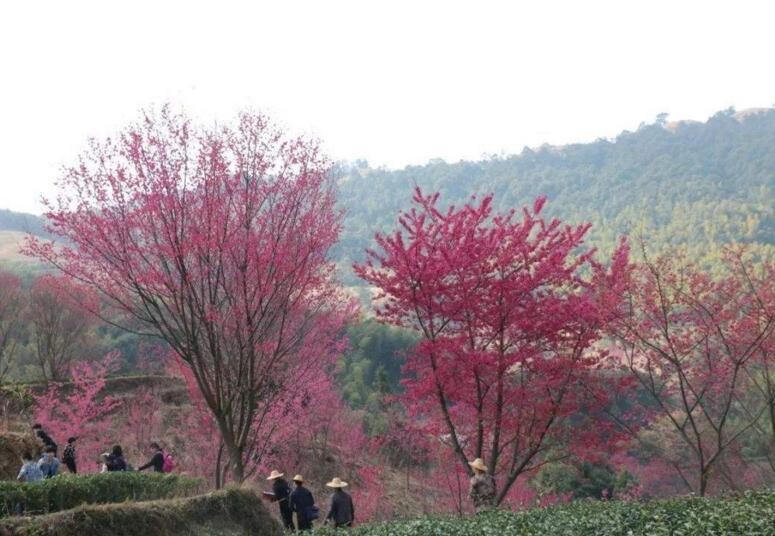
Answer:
[338,319,417,411]
[534,462,636,500]
[0,472,203,518]
[316,490,775,535]
[0,384,34,413]
[335,109,775,284]
[0,487,281,536]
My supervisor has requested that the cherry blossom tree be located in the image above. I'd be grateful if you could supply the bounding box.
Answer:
[26,106,352,483]
[608,248,775,495]
[33,354,122,471]
[356,189,629,506]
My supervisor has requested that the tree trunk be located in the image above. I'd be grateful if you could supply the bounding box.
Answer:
[699,468,709,497]
[228,443,245,483]
[215,442,225,489]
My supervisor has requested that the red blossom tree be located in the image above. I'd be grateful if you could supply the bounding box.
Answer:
[27,275,100,382]
[355,189,629,506]
[0,271,24,383]
[26,106,352,483]
[33,354,122,471]
[608,248,775,495]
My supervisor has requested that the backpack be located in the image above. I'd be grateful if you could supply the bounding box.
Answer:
[305,505,320,521]
[162,451,175,473]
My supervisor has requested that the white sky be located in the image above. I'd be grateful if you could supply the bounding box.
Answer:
[1,0,774,214]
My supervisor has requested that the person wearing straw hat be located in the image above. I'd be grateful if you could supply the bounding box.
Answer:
[266,470,294,529]
[468,458,496,512]
[324,477,355,528]
[290,474,317,531]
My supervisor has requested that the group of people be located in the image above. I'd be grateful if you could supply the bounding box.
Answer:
[17,423,174,484]
[266,470,355,531]
[263,457,495,531]
[17,424,77,483]
[17,423,495,527]
[19,423,354,530]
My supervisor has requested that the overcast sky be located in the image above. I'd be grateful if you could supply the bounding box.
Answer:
[1,0,774,213]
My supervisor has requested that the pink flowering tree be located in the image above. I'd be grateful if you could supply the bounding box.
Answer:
[26,106,352,483]
[356,189,630,506]
[33,354,121,471]
[607,248,775,495]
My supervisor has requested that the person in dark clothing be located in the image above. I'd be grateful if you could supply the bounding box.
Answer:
[266,470,294,529]
[138,442,164,472]
[106,445,127,472]
[32,424,57,457]
[62,437,77,474]
[290,474,316,531]
[325,477,355,528]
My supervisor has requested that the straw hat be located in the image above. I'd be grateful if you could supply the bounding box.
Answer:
[468,458,488,472]
[293,474,304,483]
[325,477,348,488]
[266,470,285,480]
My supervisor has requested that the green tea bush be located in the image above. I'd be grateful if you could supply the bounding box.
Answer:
[0,472,203,517]
[0,488,282,536]
[315,490,775,536]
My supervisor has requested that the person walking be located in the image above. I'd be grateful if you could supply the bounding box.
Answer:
[266,470,294,530]
[138,442,164,472]
[16,451,44,515]
[38,446,61,478]
[18,451,44,483]
[98,452,110,473]
[324,477,354,528]
[468,458,496,513]
[32,423,57,457]
[62,437,77,474]
[106,445,127,472]
[290,474,317,531]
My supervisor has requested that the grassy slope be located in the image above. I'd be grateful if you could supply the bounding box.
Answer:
[0,230,51,277]
[0,231,34,265]
[0,488,282,536]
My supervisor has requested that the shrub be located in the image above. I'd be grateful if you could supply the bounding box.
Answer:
[315,490,775,536]
[0,472,203,517]
[0,488,281,536]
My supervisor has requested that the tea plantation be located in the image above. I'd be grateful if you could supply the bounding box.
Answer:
[316,490,775,536]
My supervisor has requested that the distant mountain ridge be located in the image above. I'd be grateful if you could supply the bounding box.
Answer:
[2,107,774,281]
[0,209,47,237]
[334,106,775,281]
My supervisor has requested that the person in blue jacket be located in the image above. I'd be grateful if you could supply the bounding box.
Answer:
[38,445,60,478]
[290,474,317,531]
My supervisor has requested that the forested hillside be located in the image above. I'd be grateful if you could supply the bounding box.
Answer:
[4,107,774,282]
[335,107,775,282]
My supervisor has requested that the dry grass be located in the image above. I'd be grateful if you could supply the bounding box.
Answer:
[0,487,282,536]
[0,434,40,482]
[0,232,31,266]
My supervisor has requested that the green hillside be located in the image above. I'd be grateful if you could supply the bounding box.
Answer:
[335,107,775,282]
